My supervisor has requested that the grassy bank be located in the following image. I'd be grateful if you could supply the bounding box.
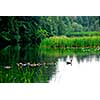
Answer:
[40,36,100,48]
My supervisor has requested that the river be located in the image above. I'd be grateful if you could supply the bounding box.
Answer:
[0,44,100,84]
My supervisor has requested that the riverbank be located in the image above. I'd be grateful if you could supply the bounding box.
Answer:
[40,36,100,48]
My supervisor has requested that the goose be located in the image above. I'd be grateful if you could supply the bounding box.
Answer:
[16,62,23,66]
[4,66,11,69]
[66,60,72,65]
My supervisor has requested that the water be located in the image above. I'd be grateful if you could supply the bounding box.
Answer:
[50,56,100,85]
[0,44,100,83]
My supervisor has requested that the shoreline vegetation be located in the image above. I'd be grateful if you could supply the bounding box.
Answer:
[0,16,100,46]
[40,35,100,48]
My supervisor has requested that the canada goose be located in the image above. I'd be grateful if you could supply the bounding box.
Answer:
[17,62,23,66]
[23,63,27,67]
[27,62,31,66]
[4,66,11,69]
[19,62,23,66]
[66,60,72,65]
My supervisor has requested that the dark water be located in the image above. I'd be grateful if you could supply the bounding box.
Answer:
[0,44,57,83]
[0,44,100,83]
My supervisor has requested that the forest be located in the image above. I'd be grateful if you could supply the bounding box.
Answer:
[0,16,100,45]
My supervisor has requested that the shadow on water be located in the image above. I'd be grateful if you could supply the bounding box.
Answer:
[0,42,9,51]
[0,45,100,83]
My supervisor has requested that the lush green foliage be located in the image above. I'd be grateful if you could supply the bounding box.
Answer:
[40,36,100,48]
[0,16,100,44]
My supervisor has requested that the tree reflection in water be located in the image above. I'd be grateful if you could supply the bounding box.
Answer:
[0,46,100,82]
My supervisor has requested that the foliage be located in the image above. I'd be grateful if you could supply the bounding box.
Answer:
[40,36,100,48]
[0,16,100,45]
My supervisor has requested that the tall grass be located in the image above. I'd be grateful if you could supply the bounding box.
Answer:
[40,36,100,48]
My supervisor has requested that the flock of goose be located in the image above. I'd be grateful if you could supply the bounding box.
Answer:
[16,62,57,67]
[4,60,72,69]
[4,62,57,69]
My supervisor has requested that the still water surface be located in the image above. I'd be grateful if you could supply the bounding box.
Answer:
[50,56,100,85]
[0,44,100,84]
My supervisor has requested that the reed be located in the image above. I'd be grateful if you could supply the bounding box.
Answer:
[40,36,100,48]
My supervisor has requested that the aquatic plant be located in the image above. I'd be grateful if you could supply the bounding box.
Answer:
[40,36,100,48]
